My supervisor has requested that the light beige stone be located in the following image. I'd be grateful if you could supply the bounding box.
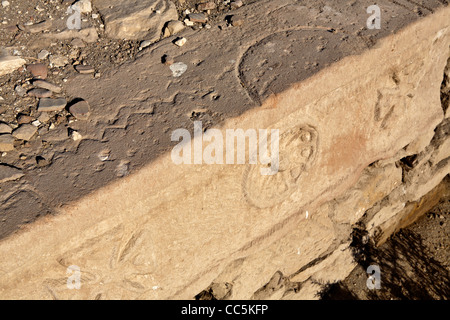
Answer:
[93,0,178,41]
[0,2,448,300]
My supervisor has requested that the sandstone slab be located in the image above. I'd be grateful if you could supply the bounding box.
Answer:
[94,0,178,41]
[0,54,26,77]
[0,134,15,152]
[0,165,23,184]
[0,0,448,300]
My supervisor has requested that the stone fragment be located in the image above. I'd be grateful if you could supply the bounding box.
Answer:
[189,13,207,23]
[32,80,62,93]
[19,20,52,33]
[27,88,52,98]
[70,38,86,48]
[1,1,9,8]
[14,85,27,97]
[71,130,82,141]
[16,114,33,124]
[170,62,187,77]
[184,19,194,27]
[74,65,95,74]
[38,98,67,112]
[44,27,98,43]
[26,63,48,79]
[197,2,216,11]
[0,164,23,184]
[94,0,178,41]
[161,54,174,65]
[37,113,51,123]
[231,15,244,27]
[35,156,50,167]
[49,55,69,68]
[139,40,152,50]
[37,50,50,60]
[12,124,38,141]
[163,20,185,37]
[0,134,14,152]
[230,0,243,9]
[174,37,187,47]
[72,0,92,13]
[0,123,12,134]
[0,54,26,77]
[69,100,90,120]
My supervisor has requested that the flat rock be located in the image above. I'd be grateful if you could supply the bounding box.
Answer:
[163,20,185,37]
[0,134,15,152]
[12,124,38,141]
[189,13,207,23]
[0,165,23,184]
[27,88,52,98]
[0,123,12,134]
[32,80,62,93]
[72,0,92,13]
[197,2,216,11]
[70,38,86,48]
[74,65,95,74]
[68,100,90,120]
[26,63,48,79]
[37,98,67,112]
[16,115,33,125]
[94,0,178,41]
[18,20,52,33]
[49,55,69,68]
[0,54,26,77]
[44,27,98,43]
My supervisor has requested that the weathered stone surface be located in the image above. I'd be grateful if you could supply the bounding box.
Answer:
[0,0,448,300]
[74,65,95,74]
[18,20,52,33]
[163,20,185,37]
[0,165,23,184]
[0,123,12,134]
[27,88,53,98]
[69,100,90,120]
[94,0,178,41]
[37,98,67,112]
[32,80,62,93]
[12,124,37,141]
[0,134,15,152]
[26,63,48,79]
[0,54,26,77]
[43,27,98,43]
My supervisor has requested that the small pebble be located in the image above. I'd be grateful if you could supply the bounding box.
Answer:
[32,79,62,93]
[75,65,95,74]
[37,50,50,60]
[27,88,53,98]
[170,62,188,77]
[174,37,187,47]
[27,63,48,79]
[197,2,216,11]
[14,85,27,97]
[69,100,90,120]
[189,13,207,23]
[17,114,34,124]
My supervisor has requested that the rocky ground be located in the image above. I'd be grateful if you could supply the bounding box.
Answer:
[0,0,448,300]
[321,192,450,300]
[0,0,240,179]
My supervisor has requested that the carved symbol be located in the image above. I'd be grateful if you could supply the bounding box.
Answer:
[44,225,158,299]
[243,125,318,208]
